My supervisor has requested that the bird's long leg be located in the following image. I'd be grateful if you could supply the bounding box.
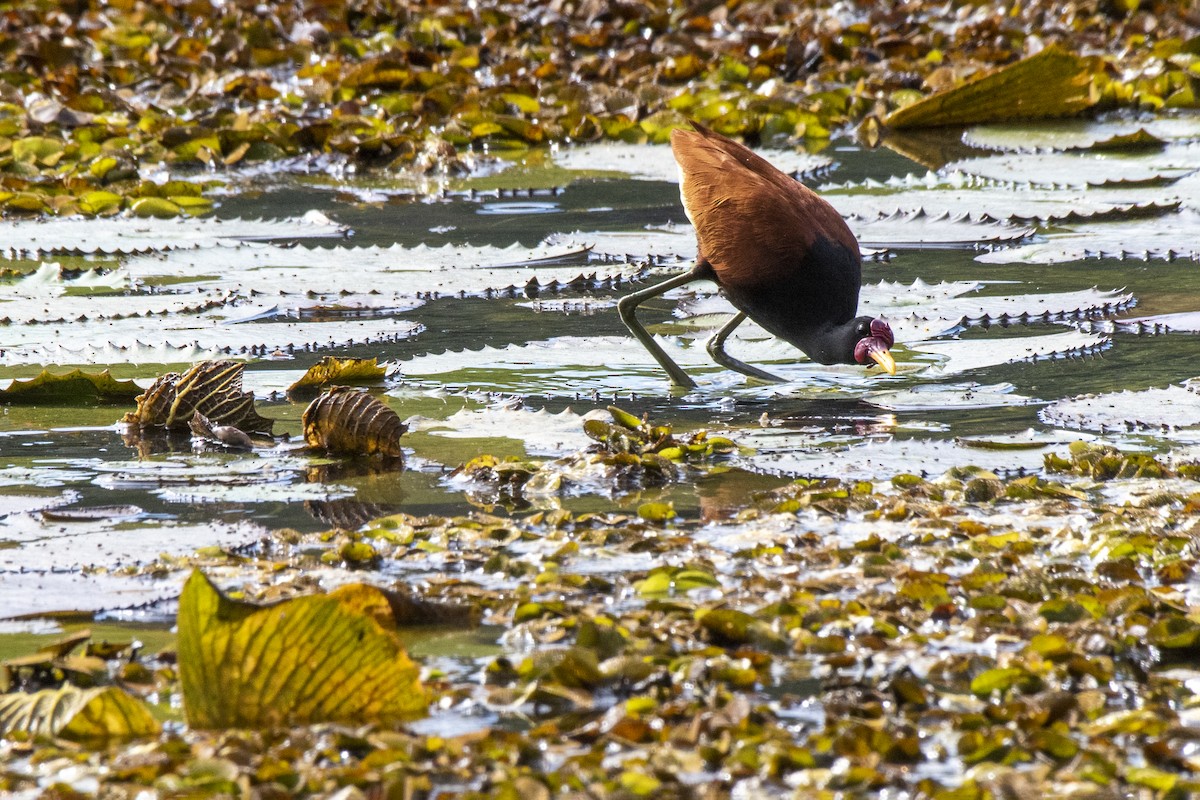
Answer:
[706,311,786,383]
[617,264,707,389]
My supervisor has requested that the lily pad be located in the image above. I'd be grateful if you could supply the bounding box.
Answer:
[738,433,1052,479]
[1040,384,1200,434]
[0,315,423,366]
[962,117,1200,152]
[976,209,1200,263]
[0,211,348,256]
[909,330,1110,375]
[945,145,1200,188]
[286,356,388,397]
[120,240,630,304]
[552,141,832,182]
[864,382,1039,411]
[820,172,1189,224]
[416,404,592,458]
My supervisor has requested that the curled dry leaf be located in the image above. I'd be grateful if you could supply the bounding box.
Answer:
[122,360,274,434]
[302,386,406,457]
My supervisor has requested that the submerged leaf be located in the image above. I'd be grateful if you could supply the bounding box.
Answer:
[176,570,427,728]
[884,46,1098,129]
[0,686,159,740]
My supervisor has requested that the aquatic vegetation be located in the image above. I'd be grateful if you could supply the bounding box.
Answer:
[0,0,1192,214]
[1,3,1200,794]
[5,443,1200,796]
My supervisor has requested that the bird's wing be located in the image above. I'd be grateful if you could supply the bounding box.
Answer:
[672,127,857,291]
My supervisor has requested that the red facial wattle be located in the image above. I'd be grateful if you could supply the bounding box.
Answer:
[855,319,896,374]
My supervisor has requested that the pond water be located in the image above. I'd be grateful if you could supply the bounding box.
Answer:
[2,118,1200,628]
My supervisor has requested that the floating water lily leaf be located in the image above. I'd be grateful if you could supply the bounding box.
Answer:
[851,212,1034,248]
[883,46,1098,129]
[547,227,696,263]
[696,607,785,651]
[0,290,223,325]
[552,142,831,182]
[303,387,406,457]
[910,330,1110,375]
[399,334,723,395]
[287,356,388,397]
[130,197,184,219]
[0,369,142,404]
[177,571,427,729]
[123,361,273,434]
[120,240,626,305]
[977,209,1200,263]
[1114,311,1200,334]
[0,211,347,256]
[945,145,1200,187]
[416,403,591,458]
[4,261,129,295]
[962,117,1200,152]
[865,382,1038,411]
[0,686,159,740]
[561,212,1032,263]
[820,172,1191,224]
[685,283,1132,345]
[738,433,1052,479]
[1040,384,1200,434]
[0,315,422,367]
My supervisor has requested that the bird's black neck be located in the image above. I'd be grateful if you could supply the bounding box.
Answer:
[789,317,868,366]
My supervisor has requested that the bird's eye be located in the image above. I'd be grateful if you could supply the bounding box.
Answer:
[856,321,870,336]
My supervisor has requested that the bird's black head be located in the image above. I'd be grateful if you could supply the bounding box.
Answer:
[851,317,896,374]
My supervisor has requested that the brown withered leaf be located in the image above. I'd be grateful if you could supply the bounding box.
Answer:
[884,46,1099,129]
[122,361,274,434]
[302,386,406,457]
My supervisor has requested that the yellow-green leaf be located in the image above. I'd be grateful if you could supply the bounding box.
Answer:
[130,196,183,219]
[12,135,64,165]
[0,686,160,741]
[177,570,427,729]
[884,46,1098,129]
[170,195,214,213]
[77,190,123,216]
[501,92,540,114]
[637,501,675,522]
[970,666,1031,697]
[286,356,388,397]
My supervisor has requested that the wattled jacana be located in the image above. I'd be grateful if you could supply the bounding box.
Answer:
[618,123,897,388]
